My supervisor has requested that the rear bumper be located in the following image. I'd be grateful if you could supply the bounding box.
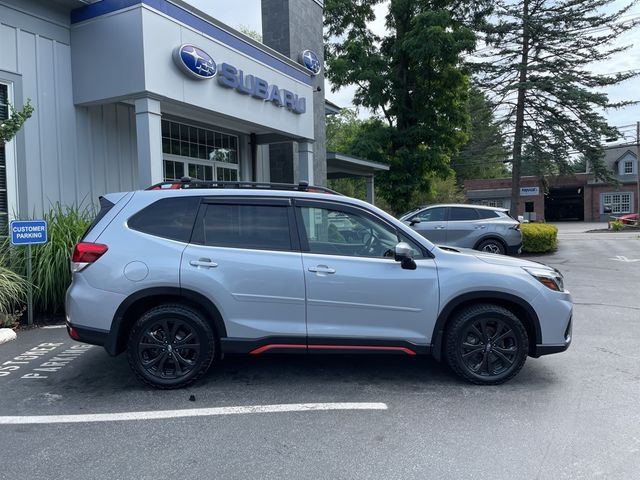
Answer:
[66,322,108,348]
[506,242,523,255]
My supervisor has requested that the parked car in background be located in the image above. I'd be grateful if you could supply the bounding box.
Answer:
[608,213,639,228]
[399,204,522,255]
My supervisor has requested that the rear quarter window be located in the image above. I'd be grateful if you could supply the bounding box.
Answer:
[128,197,200,242]
[476,209,499,219]
[81,196,114,240]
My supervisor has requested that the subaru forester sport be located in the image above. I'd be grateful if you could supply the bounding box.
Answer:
[66,180,572,389]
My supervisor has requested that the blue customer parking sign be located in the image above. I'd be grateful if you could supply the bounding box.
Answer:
[10,220,48,245]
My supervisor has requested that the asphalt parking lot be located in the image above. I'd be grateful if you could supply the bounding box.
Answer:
[1,226,639,480]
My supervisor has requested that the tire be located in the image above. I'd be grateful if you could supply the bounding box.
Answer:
[127,304,216,389]
[445,304,528,385]
[476,238,506,255]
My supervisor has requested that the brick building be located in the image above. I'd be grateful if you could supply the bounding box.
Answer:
[464,145,638,222]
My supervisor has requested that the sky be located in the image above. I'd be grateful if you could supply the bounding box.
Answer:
[187,0,640,137]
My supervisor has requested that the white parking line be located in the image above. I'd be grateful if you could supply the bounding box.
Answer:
[41,325,67,329]
[0,402,388,425]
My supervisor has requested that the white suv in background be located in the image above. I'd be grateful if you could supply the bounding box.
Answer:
[400,204,522,255]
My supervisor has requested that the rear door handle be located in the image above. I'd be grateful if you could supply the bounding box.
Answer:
[308,265,336,274]
[189,258,218,268]
[474,225,487,229]
[434,225,446,230]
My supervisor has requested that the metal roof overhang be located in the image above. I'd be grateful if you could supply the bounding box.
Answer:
[466,188,512,199]
[326,152,389,179]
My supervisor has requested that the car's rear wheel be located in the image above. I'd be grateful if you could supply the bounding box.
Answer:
[127,304,215,389]
[445,304,528,385]
[476,238,506,255]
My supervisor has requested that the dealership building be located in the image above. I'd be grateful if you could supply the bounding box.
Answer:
[465,145,639,222]
[1,0,392,236]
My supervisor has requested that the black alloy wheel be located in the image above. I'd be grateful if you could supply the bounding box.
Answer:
[127,305,215,389]
[445,304,528,385]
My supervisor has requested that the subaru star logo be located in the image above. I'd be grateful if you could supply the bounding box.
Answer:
[173,44,216,80]
[300,49,321,75]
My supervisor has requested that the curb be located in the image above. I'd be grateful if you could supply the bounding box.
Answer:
[0,328,17,345]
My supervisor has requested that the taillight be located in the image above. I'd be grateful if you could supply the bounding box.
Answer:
[71,242,108,272]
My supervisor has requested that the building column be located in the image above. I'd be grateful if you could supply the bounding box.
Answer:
[365,175,375,205]
[298,141,314,185]
[135,97,163,188]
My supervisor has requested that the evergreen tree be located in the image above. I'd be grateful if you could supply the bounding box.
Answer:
[475,0,639,216]
[324,0,484,213]
[451,86,509,184]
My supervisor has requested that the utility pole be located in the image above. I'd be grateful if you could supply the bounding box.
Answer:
[637,121,640,223]
[509,0,530,219]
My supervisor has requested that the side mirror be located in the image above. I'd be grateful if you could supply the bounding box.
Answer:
[409,217,421,226]
[395,242,417,270]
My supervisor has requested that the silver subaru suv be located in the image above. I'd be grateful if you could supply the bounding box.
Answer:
[66,180,572,389]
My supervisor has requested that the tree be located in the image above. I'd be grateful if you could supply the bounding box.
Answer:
[0,100,33,144]
[324,0,481,214]
[451,86,509,184]
[236,25,262,43]
[475,0,639,216]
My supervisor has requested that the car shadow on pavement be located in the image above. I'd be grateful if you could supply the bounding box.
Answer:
[50,349,561,404]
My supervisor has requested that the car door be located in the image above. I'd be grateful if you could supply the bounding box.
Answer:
[180,197,307,340]
[445,207,484,247]
[407,207,448,244]
[296,199,439,348]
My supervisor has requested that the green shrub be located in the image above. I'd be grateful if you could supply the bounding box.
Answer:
[0,246,29,327]
[610,220,624,231]
[32,204,94,313]
[520,223,558,253]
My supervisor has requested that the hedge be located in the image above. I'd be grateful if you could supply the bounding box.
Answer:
[520,223,558,253]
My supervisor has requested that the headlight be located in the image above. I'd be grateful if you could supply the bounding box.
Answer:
[523,266,564,291]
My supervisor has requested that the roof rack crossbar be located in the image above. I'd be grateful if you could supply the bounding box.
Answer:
[146,177,342,195]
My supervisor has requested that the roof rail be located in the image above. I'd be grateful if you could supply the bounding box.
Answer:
[146,177,341,195]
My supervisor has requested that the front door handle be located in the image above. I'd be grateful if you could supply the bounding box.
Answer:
[308,265,336,274]
[189,258,218,268]
[474,225,487,229]
[434,225,446,230]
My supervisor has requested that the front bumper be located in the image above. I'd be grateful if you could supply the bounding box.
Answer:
[532,314,572,357]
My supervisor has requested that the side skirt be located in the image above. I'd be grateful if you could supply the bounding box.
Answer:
[221,337,431,356]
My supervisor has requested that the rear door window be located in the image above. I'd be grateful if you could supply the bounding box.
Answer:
[449,207,480,221]
[199,203,293,251]
[128,196,200,242]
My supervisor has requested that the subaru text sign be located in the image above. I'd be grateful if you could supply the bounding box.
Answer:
[173,44,217,79]
[520,187,540,196]
[173,45,306,115]
[10,220,48,245]
[217,63,306,114]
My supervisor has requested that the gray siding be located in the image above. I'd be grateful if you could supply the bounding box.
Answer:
[0,1,137,216]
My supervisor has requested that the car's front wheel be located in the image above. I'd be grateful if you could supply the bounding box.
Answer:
[127,304,216,389]
[445,304,528,385]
